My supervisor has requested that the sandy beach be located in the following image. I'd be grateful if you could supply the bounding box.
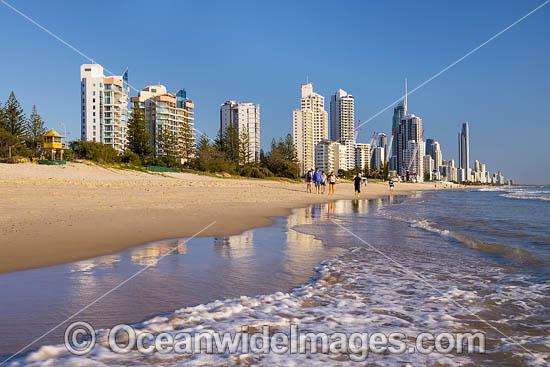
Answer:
[0,162,453,274]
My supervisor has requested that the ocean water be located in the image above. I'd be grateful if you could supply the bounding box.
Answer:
[2,187,549,366]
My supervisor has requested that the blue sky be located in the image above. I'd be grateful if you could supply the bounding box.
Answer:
[1,0,549,184]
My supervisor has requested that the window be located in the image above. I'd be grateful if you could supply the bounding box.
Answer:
[85,68,91,72]
[93,112,96,116]
[93,91,96,96]
[93,98,95,103]
[93,105,95,110]
[93,118,96,123]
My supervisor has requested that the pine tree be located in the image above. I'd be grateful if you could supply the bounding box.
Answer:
[238,129,251,164]
[181,120,194,160]
[1,92,26,137]
[284,133,296,162]
[126,104,152,158]
[25,105,47,154]
[157,124,179,158]
[222,124,239,162]
[196,133,211,154]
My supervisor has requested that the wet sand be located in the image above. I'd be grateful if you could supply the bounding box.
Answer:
[0,162,454,274]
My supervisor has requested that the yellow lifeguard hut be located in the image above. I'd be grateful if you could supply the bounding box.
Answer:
[42,129,66,160]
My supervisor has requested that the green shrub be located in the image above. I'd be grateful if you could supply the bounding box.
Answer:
[121,150,142,165]
[69,141,119,163]
[63,149,73,161]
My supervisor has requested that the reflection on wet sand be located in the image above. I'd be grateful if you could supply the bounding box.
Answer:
[0,200,377,358]
[213,230,255,258]
[130,240,187,266]
[69,255,120,273]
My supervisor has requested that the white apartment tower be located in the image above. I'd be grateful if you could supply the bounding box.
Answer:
[355,143,371,171]
[315,139,339,173]
[423,155,434,180]
[220,101,261,163]
[372,146,385,170]
[330,89,355,143]
[293,82,328,175]
[430,141,443,171]
[80,64,129,153]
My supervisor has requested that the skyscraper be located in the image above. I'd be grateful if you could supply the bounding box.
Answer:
[220,101,261,163]
[430,141,443,171]
[425,138,434,156]
[293,82,328,175]
[403,140,425,182]
[390,80,408,170]
[458,121,470,178]
[80,64,129,153]
[130,85,195,160]
[330,89,355,143]
[378,133,387,162]
[397,114,422,175]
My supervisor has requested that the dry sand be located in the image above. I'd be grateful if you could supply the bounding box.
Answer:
[0,162,456,274]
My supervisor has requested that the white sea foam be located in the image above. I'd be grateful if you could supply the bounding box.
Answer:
[8,244,549,366]
[500,188,550,202]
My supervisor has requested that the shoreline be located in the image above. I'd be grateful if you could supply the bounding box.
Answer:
[0,162,458,274]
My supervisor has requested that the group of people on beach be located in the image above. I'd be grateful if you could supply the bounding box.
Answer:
[306,169,396,195]
[305,168,336,194]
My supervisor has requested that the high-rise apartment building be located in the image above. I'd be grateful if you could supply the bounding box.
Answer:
[397,114,422,175]
[403,140,425,182]
[130,85,195,160]
[430,141,443,171]
[315,139,339,173]
[330,89,355,143]
[339,140,356,171]
[293,109,314,175]
[80,64,129,153]
[293,82,328,175]
[355,143,371,171]
[378,133,387,162]
[423,155,434,180]
[372,146,385,171]
[458,121,470,177]
[220,101,261,163]
[425,138,435,156]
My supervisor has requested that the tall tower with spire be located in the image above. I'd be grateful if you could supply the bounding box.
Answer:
[390,80,408,170]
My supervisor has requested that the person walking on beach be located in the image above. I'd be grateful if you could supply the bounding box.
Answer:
[361,176,367,189]
[354,173,362,197]
[329,171,336,194]
[313,168,322,194]
[389,179,394,193]
[321,171,327,194]
[306,168,313,193]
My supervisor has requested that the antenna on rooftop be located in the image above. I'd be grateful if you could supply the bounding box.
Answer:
[404,78,408,110]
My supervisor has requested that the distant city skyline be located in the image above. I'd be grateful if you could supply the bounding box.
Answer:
[1,1,549,183]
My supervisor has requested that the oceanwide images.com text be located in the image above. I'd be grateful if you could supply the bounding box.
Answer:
[65,322,486,361]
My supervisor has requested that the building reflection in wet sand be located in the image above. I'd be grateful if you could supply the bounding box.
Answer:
[130,240,187,266]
